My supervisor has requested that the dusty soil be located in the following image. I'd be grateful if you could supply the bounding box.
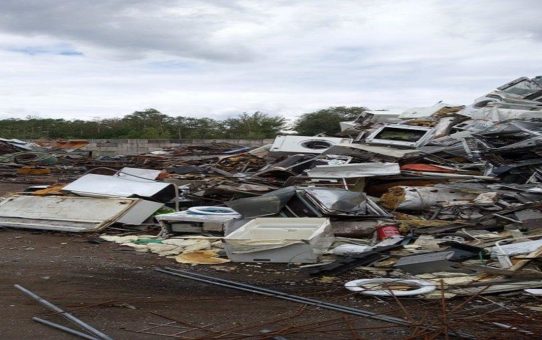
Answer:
[0,182,539,339]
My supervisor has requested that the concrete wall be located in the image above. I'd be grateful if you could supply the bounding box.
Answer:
[83,138,274,156]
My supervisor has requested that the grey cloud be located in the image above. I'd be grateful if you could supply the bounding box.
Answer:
[1,0,541,65]
[0,0,259,61]
[0,0,541,119]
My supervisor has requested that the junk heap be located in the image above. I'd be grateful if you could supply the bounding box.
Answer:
[2,76,542,303]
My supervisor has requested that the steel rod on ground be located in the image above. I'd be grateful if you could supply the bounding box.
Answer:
[161,267,406,324]
[32,317,100,340]
[14,284,113,340]
[157,267,473,339]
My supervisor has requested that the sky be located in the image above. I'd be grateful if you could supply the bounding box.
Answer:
[0,0,541,121]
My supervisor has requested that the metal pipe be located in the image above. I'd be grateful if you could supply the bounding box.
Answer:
[32,317,100,340]
[161,267,407,321]
[160,267,403,323]
[14,285,113,340]
[157,267,473,338]
[157,268,387,318]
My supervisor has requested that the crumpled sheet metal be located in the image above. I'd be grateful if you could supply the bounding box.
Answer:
[380,186,478,211]
[226,186,296,218]
[303,187,390,217]
[460,106,542,122]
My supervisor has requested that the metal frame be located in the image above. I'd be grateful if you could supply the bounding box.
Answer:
[365,124,434,148]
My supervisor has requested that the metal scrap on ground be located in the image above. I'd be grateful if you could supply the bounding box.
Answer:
[3,75,542,337]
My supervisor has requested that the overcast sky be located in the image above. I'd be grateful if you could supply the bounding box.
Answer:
[0,0,540,121]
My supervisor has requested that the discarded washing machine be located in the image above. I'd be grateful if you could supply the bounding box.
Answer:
[270,135,352,155]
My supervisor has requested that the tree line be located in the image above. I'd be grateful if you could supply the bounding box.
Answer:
[0,107,365,139]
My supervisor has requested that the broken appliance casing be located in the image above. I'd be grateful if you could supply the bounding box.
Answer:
[365,124,434,148]
[155,209,241,233]
[270,135,352,154]
[223,217,334,263]
[0,195,141,232]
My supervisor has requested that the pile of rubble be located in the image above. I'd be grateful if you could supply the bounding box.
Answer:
[2,76,542,306]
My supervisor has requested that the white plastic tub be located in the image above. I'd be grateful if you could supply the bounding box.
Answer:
[223,218,334,263]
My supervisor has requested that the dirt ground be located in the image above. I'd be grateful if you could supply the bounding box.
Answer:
[0,182,540,339]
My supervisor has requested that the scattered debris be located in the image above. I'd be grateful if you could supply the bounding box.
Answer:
[175,250,231,265]
[2,75,542,337]
[155,267,471,338]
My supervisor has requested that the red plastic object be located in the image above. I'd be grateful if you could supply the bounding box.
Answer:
[376,225,401,240]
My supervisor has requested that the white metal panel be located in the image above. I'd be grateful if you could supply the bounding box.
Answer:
[117,199,163,225]
[306,163,400,178]
[0,195,138,232]
[117,167,162,181]
[62,174,174,199]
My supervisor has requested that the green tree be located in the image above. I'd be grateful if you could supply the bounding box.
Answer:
[121,108,172,138]
[294,106,367,136]
[0,108,323,140]
[224,112,286,139]
[169,116,223,139]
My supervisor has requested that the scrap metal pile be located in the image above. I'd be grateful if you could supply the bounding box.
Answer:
[2,76,542,305]
[0,139,92,184]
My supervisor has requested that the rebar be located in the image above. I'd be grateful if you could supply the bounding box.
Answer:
[32,317,100,340]
[14,284,113,340]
